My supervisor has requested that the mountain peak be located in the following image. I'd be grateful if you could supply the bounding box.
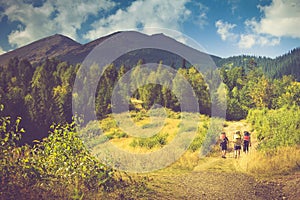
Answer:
[0,34,81,66]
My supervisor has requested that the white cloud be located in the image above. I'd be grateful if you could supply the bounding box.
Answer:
[249,0,300,38]
[238,34,256,49]
[2,0,209,50]
[0,46,6,55]
[215,20,238,41]
[238,34,280,49]
[2,0,115,48]
[216,16,281,49]
[215,0,300,49]
[83,0,193,41]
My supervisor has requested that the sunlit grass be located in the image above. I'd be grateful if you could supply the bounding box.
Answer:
[85,108,300,178]
[89,110,209,160]
[239,146,300,176]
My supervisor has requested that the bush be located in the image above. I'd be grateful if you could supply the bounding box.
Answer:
[247,106,300,150]
[200,118,224,156]
[0,106,114,199]
[188,125,207,152]
[130,133,168,149]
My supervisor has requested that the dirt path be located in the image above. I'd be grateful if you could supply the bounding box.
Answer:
[136,121,296,200]
[147,171,284,200]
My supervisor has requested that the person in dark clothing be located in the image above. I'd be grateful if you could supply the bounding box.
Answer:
[219,132,229,158]
[243,131,251,154]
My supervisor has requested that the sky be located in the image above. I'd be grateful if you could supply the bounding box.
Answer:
[0,0,300,58]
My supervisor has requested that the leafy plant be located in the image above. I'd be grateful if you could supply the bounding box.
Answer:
[130,133,168,149]
[0,106,115,199]
[247,106,300,150]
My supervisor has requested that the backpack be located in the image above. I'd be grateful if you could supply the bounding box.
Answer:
[244,132,250,141]
[233,133,242,145]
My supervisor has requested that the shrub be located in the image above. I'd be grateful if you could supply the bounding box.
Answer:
[0,106,114,199]
[130,133,168,149]
[247,106,300,149]
[200,118,224,156]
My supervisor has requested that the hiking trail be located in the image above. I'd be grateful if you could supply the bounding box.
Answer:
[138,121,299,200]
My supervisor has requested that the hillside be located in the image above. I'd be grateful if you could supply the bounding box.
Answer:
[57,31,122,65]
[216,48,300,80]
[0,29,299,199]
[0,34,81,66]
[0,31,217,70]
[0,31,299,80]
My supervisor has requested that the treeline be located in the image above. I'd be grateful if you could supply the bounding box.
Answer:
[217,47,300,81]
[0,56,299,142]
[0,58,78,141]
[220,66,300,120]
[0,57,212,142]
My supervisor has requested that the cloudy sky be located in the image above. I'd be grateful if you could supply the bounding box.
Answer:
[0,0,299,58]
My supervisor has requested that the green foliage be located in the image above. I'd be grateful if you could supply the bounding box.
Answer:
[188,125,207,152]
[0,109,114,199]
[130,133,168,149]
[141,122,161,129]
[247,106,300,150]
[0,108,35,199]
[2,53,299,142]
[100,117,118,131]
[216,48,300,81]
[36,122,113,189]
[200,118,224,155]
[220,64,299,120]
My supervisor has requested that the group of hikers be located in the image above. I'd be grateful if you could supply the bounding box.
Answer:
[219,131,251,159]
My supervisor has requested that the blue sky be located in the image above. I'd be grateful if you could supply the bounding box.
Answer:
[0,0,299,58]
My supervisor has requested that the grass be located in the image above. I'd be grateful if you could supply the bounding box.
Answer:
[167,151,201,171]
[86,108,300,179]
[238,146,300,176]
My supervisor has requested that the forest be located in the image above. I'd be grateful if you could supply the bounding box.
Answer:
[1,50,300,198]
[0,53,299,142]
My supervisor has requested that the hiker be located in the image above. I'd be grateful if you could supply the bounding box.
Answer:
[219,132,229,158]
[233,131,242,159]
[243,131,251,154]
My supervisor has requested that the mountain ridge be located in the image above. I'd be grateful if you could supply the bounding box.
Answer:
[0,34,81,66]
[0,31,220,67]
[0,32,299,80]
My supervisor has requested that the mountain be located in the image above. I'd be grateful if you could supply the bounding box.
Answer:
[0,31,219,69]
[216,48,300,80]
[0,31,299,80]
[57,31,121,65]
[0,34,81,66]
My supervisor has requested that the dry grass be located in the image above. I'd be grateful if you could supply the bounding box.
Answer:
[167,151,200,171]
[93,111,300,178]
[107,117,181,153]
[238,146,300,176]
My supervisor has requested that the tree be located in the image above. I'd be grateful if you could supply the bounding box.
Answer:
[248,76,273,108]
[95,64,117,119]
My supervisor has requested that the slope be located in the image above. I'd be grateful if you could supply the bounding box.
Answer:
[0,34,80,66]
[216,48,300,80]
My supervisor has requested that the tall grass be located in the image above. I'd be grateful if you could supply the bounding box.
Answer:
[130,133,168,149]
[200,118,224,156]
[239,146,300,176]
[169,151,200,171]
[243,106,300,175]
